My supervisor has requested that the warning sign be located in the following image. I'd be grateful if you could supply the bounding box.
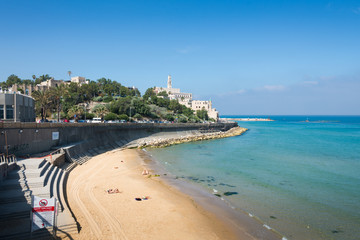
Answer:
[31,196,56,231]
[52,132,59,140]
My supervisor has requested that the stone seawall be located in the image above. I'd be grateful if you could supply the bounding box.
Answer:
[0,122,238,156]
[136,126,248,148]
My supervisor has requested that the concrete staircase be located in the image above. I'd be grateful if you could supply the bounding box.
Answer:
[0,158,78,239]
[63,138,128,165]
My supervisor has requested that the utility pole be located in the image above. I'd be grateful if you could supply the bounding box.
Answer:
[129,107,132,122]
[4,131,8,157]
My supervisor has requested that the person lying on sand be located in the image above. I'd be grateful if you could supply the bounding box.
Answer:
[107,188,121,194]
[142,169,149,175]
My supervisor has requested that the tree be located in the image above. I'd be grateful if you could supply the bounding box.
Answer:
[93,104,108,118]
[6,74,22,87]
[68,105,84,121]
[22,79,33,86]
[169,100,182,113]
[196,109,209,121]
[120,86,130,97]
[157,91,168,97]
[181,105,194,118]
[133,113,142,120]
[49,85,66,122]
[104,112,118,121]
[35,74,51,85]
[165,114,175,121]
[68,71,72,80]
[32,90,51,120]
[130,88,141,97]
[109,97,131,115]
[133,99,151,116]
[118,114,129,121]
[143,88,156,101]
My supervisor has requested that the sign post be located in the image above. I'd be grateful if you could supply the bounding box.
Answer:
[31,196,57,236]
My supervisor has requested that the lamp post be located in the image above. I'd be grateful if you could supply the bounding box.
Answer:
[83,94,87,122]
[129,107,132,122]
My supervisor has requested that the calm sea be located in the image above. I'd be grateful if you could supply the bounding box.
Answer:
[147,116,360,240]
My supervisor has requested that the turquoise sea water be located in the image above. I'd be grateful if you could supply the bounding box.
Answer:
[147,116,360,240]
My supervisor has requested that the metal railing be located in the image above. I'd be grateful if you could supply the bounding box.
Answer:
[0,153,17,164]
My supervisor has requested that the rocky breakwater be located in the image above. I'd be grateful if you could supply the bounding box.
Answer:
[137,126,248,148]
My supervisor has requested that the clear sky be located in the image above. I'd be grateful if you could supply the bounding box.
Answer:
[1,0,359,115]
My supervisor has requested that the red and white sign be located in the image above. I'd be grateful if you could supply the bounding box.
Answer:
[31,196,56,231]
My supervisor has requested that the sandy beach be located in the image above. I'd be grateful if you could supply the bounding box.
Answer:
[66,148,281,240]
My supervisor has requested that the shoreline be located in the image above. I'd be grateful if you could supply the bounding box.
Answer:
[65,127,282,239]
[66,148,243,239]
[141,149,283,240]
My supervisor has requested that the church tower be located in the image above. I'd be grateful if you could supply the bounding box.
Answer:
[167,75,172,89]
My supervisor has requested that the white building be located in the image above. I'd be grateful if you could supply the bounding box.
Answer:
[71,76,89,85]
[154,75,219,121]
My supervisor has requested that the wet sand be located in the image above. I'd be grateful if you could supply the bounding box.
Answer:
[66,148,281,240]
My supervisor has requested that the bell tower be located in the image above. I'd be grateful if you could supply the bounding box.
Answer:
[167,75,172,89]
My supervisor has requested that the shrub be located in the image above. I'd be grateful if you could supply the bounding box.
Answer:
[133,113,143,120]
[104,112,118,121]
[165,114,175,121]
[93,96,103,102]
[178,115,188,123]
[118,114,129,121]
[103,95,113,103]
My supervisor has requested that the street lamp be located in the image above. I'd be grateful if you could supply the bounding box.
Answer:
[129,107,132,122]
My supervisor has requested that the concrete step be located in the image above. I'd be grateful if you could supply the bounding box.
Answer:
[39,161,51,177]
[0,201,31,217]
[0,225,54,240]
[64,162,77,172]
[57,170,66,211]
[43,164,56,187]
[7,167,45,180]
[49,167,60,198]
[0,189,31,204]
[31,186,51,199]
[0,217,31,238]
[0,178,29,191]
[17,158,47,170]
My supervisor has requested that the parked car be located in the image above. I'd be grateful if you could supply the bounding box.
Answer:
[92,118,102,123]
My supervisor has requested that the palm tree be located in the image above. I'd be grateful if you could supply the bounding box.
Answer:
[32,90,51,120]
[68,105,84,121]
[50,84,67,122]
[68,71,72,80]
[93,104,108,119]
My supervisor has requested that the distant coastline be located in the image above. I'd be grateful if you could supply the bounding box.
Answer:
[221,117,274,121]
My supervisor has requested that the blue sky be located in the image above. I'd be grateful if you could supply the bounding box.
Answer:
[1,0,359,115]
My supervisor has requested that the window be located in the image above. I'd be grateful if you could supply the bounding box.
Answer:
[6,105,13,119]
[0,105,3,119]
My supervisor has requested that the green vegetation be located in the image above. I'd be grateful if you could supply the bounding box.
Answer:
[1,74,214,123]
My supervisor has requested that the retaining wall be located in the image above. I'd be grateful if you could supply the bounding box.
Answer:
[0,122,237,156]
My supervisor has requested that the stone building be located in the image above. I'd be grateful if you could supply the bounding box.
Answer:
[71,76,89,85]
[191,100,219,120]
[9,76,88,96]
[35,78,65,92]
[154,75,219,121]
[154,75,193,103]
[0,92,35,122]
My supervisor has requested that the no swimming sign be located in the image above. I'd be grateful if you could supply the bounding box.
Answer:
[31,196,56,232]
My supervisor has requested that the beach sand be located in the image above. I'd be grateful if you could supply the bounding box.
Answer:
[66,148,280,240]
